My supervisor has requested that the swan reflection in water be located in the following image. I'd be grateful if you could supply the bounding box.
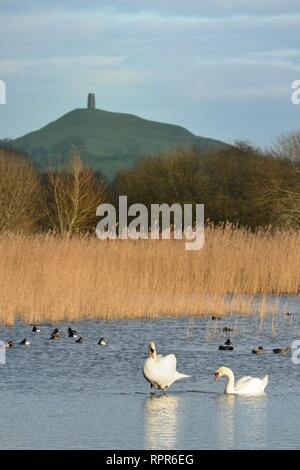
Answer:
[214,394,236,448]
[215,393,267,449]
[144,394,180,449]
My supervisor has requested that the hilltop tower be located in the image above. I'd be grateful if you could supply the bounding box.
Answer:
[87,93,95,109]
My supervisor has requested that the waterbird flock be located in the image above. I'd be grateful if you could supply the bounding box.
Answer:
[142,341,269,395]
[1,311,293,396]
[143,310,293,396]
[3,325,108,348]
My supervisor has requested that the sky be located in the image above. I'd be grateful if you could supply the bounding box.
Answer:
[1,0,300,146]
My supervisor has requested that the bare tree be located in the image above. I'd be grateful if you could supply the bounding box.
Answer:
[256,167,300,228]
[272,131,300,163]
[0,148,41,233]
[44,150,107,235]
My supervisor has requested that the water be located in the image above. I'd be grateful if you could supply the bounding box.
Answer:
[0,295,300,449]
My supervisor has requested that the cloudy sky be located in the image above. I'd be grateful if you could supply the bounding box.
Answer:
[1,0,300,146]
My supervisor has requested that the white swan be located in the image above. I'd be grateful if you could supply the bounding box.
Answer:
[214,366,268,395]
[143,341,189,393]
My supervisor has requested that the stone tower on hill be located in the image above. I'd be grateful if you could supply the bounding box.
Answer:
[87,93,95,109]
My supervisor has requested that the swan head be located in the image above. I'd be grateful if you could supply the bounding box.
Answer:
[214,367,231,380]
[148,341,156,358]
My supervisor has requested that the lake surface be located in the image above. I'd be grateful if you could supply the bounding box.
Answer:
[0,295,300,450]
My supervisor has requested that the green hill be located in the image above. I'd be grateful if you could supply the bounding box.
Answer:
[12,108,227,179]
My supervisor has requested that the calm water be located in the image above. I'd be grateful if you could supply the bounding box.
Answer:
[0,295,300,450]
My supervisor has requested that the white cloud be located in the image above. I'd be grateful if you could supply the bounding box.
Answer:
[2,0,300,16]
[2,8,300,37]
[196,56,300,72]
[0,55,127,74]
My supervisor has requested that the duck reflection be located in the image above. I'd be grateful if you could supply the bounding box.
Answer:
[144,394,180,449]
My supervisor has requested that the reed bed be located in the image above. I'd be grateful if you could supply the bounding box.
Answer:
[0,225,299,324]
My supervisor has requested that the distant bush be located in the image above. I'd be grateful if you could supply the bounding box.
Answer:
[0,147,42,233]
[0,138,299,234]
[114,143,300,229]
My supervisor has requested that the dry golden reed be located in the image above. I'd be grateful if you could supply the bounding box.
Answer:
[0,225,299,325]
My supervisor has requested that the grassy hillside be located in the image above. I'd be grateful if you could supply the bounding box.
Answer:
[12,108,227,179]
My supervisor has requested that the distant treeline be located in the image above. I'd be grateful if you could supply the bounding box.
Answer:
[1,132,300,235]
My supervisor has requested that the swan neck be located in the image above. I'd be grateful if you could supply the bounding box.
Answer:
[224,369,235,394]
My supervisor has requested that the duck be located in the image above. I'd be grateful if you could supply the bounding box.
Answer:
[19,338,30,346]
[68,327,77,338]
[218,344,234,351]
[223,327,233,332]
[5,340,13,348]
[252,346,264,354]
[143,341,189,393]
[273,347,291,354]
[49,329,60,340]
[285,311,292,316]
[214,366,268,395]
[76,336,83,343]
[98,337,108,346]
[32,325,41,333]
[211,316,221,321]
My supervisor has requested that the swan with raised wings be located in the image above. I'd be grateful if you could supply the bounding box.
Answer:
[143,341,189,393]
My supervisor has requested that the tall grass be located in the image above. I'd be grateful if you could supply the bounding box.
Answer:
[0,225,299,324]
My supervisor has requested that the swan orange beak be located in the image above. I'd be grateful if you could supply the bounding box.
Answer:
[214,372,219,380]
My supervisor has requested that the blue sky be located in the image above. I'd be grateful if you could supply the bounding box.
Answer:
[1,0,300,146]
